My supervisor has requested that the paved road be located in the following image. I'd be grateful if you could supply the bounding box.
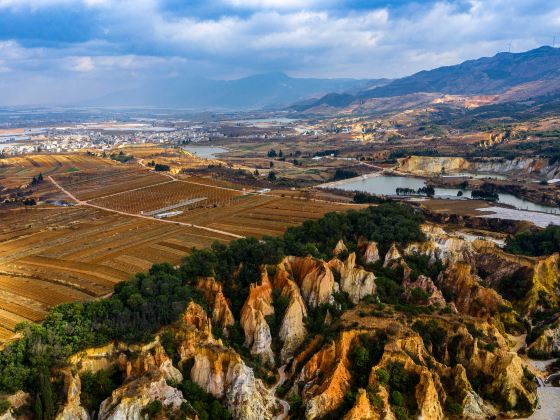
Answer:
[48,176,245,239]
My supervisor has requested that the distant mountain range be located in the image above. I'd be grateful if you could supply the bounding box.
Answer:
[295,46,560,112]
[85,72,374,110]
[87,46,560,112]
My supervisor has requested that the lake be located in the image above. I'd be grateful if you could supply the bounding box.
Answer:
[336,175,560,215]
[182,145,228,159]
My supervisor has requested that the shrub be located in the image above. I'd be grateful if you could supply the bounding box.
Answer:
[0,400,10,415]
[445,401,463,416]
[141,400,162,419]
[376,368,389,385]
[391,390,404,406]
[154,163,170,172]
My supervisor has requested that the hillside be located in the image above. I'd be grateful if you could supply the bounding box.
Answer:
[296,46,560,112]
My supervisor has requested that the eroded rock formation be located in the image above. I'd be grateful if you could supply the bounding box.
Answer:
[240,270,275,366]
[273,267,308,363]
[383,243,402,268]
[277,255,338,308]
[292,330,363,419]
[359,239,380,264]
[197,277,235,332]
[55,370,89,420]
[405,224,474,264]
[403,274,446,307]
[181,302,279,420]
[329,252,376,304]
[436,262,505,317]
[98,369,185,420]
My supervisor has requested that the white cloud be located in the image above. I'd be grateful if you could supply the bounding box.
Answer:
[1,0,560,103]
[222,0,329,10]
[72,56,95,71]
[0,0,110,9]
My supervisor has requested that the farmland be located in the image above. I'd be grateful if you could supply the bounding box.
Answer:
[0,152,359,343]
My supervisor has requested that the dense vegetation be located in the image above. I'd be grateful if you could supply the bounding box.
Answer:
[109,151,133,163]
[471,189,499,201]
[177,380,231,420]
[395,186,434,197]
[352,191,388,204]
[504,225,560,256]
[333,168,359,181]
[0,202,425,418]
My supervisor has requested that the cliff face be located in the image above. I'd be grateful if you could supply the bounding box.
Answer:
[473,241,560,314]
[397,155,560,179]
[55,371,89,420]
[398,156,471,175]
[178,302,279,420]
[292,330,363,419]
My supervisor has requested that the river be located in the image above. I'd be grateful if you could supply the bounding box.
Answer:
[331,174,560,215]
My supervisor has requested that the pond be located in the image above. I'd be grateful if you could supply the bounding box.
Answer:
[336,175,560,215]
[181,145,228,159]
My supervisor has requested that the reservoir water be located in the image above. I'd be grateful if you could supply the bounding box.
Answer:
[182,145,228,159]
[337,175,560,215]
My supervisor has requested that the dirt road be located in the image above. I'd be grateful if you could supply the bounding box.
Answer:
[48,176,245,239]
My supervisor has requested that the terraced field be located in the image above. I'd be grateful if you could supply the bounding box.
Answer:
[55,168,170,201]
[0,152,359,344]
[0,154,118,189]
[89,179,241,214]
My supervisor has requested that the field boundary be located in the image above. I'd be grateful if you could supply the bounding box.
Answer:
[48,176,245,239]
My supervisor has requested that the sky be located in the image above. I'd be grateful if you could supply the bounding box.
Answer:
[0,0,559,105]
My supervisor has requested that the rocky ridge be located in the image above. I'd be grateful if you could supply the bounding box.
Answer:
[49,223,556,419]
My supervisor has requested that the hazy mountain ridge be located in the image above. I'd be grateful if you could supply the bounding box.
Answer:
[86,72,373,110]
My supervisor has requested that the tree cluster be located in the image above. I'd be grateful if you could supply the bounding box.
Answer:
[505,225,560,256]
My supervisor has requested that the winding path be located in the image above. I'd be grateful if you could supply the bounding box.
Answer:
[271,365,290,420]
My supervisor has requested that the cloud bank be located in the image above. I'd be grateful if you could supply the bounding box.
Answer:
[0,0,558,105]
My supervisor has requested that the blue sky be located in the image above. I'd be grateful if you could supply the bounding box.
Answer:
[0,0,558,105]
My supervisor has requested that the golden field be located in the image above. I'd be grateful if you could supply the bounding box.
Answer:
[0,152,356,343]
